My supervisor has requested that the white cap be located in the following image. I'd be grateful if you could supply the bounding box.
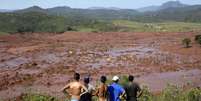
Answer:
[112,76,119,81]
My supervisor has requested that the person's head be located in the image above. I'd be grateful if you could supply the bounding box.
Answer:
[84,77,90,84]
[100,76,107,83]
[112,76,119,83]
[128,75,134,82]
[74,72,80,81]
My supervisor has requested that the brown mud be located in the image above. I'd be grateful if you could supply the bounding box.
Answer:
[0,32,201,100]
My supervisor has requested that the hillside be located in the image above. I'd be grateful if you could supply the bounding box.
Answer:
[0,1,201,34]
[137,1,188,12]
[136,5,201,22]
[10,1,201,22]
[0,10,118,33]
[16,6,139,20]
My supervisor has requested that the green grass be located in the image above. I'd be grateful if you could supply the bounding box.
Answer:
[18,93,59,101]
[113,20,201,32]
[0,32,9,35]
[14,85,201,101]
[10,75,201,101]
[77,27,98,32]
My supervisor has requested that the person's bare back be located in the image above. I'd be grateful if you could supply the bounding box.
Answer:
[62,73,87,101]
[66,81,87,100]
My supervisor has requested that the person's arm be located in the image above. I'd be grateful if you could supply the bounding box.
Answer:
[94,86,99,96]
[91,85,96,96]
[119,87,127,100]
[120,91,126,100]
[61,84,70,94]
[94,88,99,96]
[137,84,142,98]
[80,84,88,96]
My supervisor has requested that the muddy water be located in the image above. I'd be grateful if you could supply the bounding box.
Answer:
[79,46,198,68]
[137,69,201,92]
[0,45,198,70]
[0,69,200,100]
[0,57,31,68]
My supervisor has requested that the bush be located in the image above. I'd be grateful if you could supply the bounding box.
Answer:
[21,93,58,101]
[195,35,201,42]
[195,35,201,46]
[187,88,201,101]
[138,86,154,101]
[198,38,201,46]
[138,85,201,101]
[10,86,201,101]
[182,38,191,48]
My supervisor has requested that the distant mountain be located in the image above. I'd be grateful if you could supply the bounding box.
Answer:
[14,6,139,20]
[137,1,188,12]
[16,6,46,13]
[88,7,121,10]
[137,6,159,12]
[3,0,201,22]
[161,1,188,9]
[136,5,201,22]
[0,9,13,12]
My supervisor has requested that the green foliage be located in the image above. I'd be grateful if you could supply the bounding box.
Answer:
[187,88,201,101]
[195,35,201,41]
[21,93,58,101]
[16,5,201,23]
[113,20,201,32]
[1,7,201,33]
[10,85,201,101]
[0,12,109,33]
[0,31,9,35]
[119,75,129,86]
[198,38,201,46]
[160,85,184,101]
[138,85,201,101]
[182,38,191,48]
[195,35,201,46]
[138,86,154,101]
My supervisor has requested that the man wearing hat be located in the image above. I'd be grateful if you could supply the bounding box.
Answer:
[108,76,126,101]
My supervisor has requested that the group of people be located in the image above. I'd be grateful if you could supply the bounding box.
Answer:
[62,73,142,101]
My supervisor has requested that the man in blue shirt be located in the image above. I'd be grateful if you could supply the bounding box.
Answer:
[108,76,126,101]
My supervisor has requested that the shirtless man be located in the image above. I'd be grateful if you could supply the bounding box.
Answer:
[95,76,108,101]
[62,73,87,101]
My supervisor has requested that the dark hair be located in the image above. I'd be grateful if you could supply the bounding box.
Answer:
[84,77,90,84]
[100,76,107,83]
[74,73,80,81]
[128,75,134,82]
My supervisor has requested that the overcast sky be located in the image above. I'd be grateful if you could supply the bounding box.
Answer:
[1,0,201,10]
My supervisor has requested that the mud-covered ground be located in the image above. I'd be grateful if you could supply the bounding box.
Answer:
[0,32,201,100]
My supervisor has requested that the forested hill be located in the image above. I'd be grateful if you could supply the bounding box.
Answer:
[15,6,139,20]
[9,1,201,22]
[134,5,201,22]
[0,1,201,33]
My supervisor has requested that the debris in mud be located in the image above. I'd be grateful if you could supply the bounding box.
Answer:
[0,32,201,100]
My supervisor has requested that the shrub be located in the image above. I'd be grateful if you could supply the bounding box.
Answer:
[22,93,58,101]
[195,35,201,42]
[198,38,201,46]
[182,38,191,48]
[187,88,201,101]
[195,35,201,46]
[138,86,154,101]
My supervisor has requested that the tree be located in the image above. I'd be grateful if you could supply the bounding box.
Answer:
[195,35,201,42]
[198,38,201,46]
[182,38,191,48]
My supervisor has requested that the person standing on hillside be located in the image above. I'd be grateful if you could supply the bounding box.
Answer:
[62,72,87,101]
[80,76,95,101]
[95,76,108,101]
[108,76,126,101]
[124,75,142,101]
